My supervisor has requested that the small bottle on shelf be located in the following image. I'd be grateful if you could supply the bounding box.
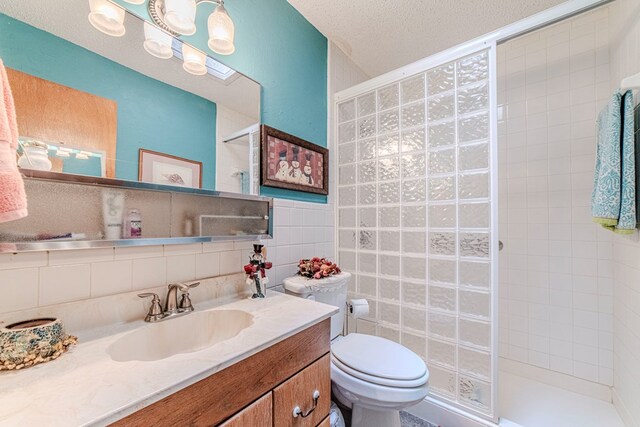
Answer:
[124,209,142,238]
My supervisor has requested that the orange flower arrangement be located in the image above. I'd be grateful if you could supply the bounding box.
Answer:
[297,257,341,279]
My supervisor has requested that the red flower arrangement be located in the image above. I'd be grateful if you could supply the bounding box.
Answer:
[297,257,341,279]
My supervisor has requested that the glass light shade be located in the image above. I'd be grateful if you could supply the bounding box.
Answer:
[75,152,89,160]
[181,44,207,75]
[88,0,126,37]
[164,0,196,35]
[207,4,235,55]
[143,22,173,59]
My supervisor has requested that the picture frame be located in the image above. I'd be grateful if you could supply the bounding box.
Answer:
[138,149,202,189]
[260,125,329,195]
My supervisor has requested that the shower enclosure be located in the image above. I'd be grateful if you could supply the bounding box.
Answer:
[335,45,499,421]
[335,0,637,425]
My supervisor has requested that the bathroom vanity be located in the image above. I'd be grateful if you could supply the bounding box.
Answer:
[111,319,331,427]
[0,293,337,426]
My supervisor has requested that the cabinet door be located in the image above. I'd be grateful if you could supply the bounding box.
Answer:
[219,392,272,427]
[273,354,331,427]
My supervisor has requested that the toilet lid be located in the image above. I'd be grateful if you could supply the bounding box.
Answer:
[283,272,352,294]
[331,333,428,386]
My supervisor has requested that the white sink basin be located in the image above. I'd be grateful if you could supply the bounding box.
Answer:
[108,309,254,362]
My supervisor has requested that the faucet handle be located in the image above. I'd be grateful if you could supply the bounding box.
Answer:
[138,293,164,322]
[138,292,159,299]
[183,281,200,289]
[179,293,194,312]
[178,282,200,312]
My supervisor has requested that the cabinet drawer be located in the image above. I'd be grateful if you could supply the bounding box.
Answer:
[273,354,331,427]
[317,415,330,427]
[219,393,272,427]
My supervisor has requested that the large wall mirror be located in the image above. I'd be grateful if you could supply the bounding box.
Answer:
[0,0,261,196]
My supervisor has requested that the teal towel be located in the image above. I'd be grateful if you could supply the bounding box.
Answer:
[591,90,636,234]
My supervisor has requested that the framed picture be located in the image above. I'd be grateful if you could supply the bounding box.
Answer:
[138,149,202,189]
[261,125,329,195]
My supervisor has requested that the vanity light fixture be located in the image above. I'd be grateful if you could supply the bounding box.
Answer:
[87,0,237,77]
[148,0,236,55]
[143,22,174,59]
[75,152,90,160]
[88,0,126,37]
[181,44,208,75]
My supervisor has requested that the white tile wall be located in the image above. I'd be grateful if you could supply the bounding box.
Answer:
[498,6,614,386]
[262,199,336,288]
[609,0,640,425]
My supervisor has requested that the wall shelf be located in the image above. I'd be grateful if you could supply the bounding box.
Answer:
[0,170,273,253]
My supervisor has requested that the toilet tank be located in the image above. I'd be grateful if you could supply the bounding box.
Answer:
[283,272,351,340]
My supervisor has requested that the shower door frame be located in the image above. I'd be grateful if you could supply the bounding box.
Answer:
[333,0,610,423]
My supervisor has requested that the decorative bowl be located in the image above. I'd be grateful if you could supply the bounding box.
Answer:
[0,318,77,371]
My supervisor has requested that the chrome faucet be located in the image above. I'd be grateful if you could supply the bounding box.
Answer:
[138,281,200,322]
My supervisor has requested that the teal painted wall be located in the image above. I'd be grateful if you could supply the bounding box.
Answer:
[0,14,217,189]
[116,0,328,203]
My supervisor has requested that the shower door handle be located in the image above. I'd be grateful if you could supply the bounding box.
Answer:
[499,240,504,251]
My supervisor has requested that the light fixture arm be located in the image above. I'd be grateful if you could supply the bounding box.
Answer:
[148,0,224,36]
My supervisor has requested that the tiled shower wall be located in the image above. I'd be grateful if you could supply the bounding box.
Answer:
[609,0,640,425]
[337,51,496,416]
[497,7,614,385]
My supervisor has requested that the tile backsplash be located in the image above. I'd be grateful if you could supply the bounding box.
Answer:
[0,242,243,315]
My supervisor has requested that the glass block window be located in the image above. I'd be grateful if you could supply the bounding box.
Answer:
[337,49,495,418]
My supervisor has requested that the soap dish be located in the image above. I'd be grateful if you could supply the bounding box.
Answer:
[0,318,77,371]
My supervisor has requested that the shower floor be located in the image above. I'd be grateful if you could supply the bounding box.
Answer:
[499,371,624,427]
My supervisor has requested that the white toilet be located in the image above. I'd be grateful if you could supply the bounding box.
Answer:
[283,272,429,427]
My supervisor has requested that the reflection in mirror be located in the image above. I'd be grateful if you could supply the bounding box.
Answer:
[0,0,261,195]
[18,138,107,178]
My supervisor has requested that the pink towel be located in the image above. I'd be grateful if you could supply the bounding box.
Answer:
[0,59,28,223]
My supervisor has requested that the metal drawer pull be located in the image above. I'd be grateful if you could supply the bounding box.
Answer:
[292,390,320,418]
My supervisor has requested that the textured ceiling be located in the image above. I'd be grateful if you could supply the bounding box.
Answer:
[0,0,260,119]
[288,0,568,77]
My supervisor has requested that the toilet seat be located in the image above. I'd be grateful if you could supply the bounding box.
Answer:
[331,361,429,411]
[331,355,429,388]
[330,333,428,388]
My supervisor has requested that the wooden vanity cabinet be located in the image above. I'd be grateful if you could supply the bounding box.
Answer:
[111,318,331,427]
[273,354,331,427]
[219,393,272,427]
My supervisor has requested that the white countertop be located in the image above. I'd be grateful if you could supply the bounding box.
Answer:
[0,293,338,426]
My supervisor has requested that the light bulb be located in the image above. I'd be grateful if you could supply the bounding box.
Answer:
[164,0,196,35]
[181,44,207,75]
[88,0,126,37]
[143,22,173,59]
[207,4,235,55]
